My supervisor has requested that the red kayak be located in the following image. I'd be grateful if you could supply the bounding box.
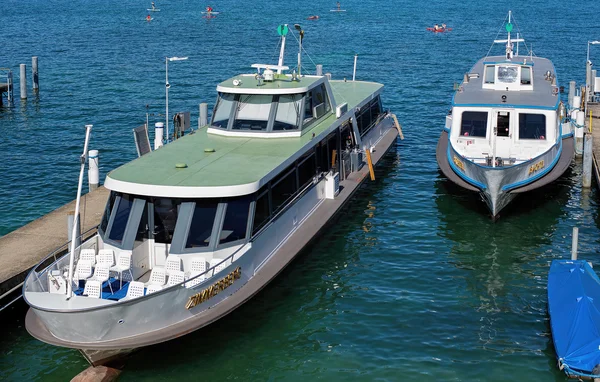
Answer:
[427,27,452,33]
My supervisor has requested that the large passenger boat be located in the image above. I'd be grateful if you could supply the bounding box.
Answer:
[23,25,401,365]
[436,11,574,219]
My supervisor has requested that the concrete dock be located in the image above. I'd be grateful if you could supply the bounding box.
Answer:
[0,186,109,307]
[588,102,600,190]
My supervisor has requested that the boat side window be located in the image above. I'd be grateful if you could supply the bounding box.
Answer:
[497,66,518,83]
[252,186,271,235]
[484,65,495,84]
[108,194,134,244]
[521,67,531,85]
[134,200,149,248]
[297,149,317,188]
[153,198,181,244]
[219,196,253,245]
[99,191,118,235]
[232,94,273,131]
[460,111,488,137]
[356,96,383,137]
[273,94,302,131]
[185,200,219,248]
[519,113,546,140]
[271,164,298,214]
[303,84,331,128]
[211,92,236,129]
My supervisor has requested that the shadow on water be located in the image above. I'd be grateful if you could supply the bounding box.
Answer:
[121,148,402,379]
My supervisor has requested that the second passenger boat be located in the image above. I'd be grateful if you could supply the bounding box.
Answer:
[23,24,402,365]
[436,11,574,219]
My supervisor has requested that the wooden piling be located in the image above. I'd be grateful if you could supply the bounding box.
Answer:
[20,64,27,100]
[32,56,39,93]
[572,227,579,260]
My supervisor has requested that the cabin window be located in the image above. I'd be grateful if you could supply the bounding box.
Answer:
[153,198,181,244]
[212,93,235,129]
[108,194,134,244]
[297,150,317,188]
[99,191,117,235]
[356,96,383,136]
[303,84,330,128]
[185,200,218,248]
[460,111,488,138]
[271,164,298,214]
[521,67,532,85]
[273,94,302,131]
[484,65,495,84]
[134,202,149,248]
[519,113,546,140]
[497,66,518,83]
[219,196,252,245]
[253,188,271,234]
[232,94,273,131]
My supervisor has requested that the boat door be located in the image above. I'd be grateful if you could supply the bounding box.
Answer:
[149,198,177,268]
[492,110,512,159]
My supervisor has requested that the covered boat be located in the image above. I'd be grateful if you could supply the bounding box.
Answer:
[436,11,574,219]
[548,259,600,379]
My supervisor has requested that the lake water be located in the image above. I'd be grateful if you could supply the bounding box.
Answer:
[1,0,600,380]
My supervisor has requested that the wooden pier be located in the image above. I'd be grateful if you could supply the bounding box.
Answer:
[0,187,109,308]
[587,102,600,190]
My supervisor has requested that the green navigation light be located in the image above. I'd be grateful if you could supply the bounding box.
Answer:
[506,23,513,32]
[277,24,288,36]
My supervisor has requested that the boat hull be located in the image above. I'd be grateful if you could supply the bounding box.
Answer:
[436,129,574,217]
[25,118,399,364]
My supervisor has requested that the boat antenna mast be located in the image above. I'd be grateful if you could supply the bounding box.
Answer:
[66,124,93,299]
[277,24,288,74]
[490,10,525,60]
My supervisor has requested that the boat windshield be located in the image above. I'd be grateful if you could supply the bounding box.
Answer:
[232,94,273,131]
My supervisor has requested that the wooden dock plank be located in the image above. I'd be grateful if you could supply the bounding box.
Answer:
[0,187,109,293]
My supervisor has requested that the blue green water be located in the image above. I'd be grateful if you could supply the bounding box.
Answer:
[2,0,600,380]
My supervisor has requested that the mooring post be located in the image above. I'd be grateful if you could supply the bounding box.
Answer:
[568,80,575,108]
[576,110,585,156]
[7,70,13,104]
[88,150,99,192]
[199,103,208,129]
[154,122,164,149]
[67,211,81,248]
[32,56,39,93]
[583,132,593,188]
[316,64,323,76]
[572,227,579,260]
[19,64,27,100]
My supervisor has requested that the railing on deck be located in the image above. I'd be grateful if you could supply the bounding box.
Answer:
[25,226,99,294]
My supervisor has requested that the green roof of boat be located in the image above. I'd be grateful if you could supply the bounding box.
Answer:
[105,79,383,196]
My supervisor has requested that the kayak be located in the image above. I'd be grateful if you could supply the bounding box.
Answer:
[548,259,600,379]
[147,8,160,11]
[201,11,220,14]
[330,9,346,12]
[307,15,319,20]
[427,27,452,32]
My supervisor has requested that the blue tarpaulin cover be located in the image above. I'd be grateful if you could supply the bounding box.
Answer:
[548,259,600,376]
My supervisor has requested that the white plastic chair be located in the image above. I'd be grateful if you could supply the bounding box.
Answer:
[186,257,208,288]
[83,280,102,299]
[74,260,93,281]
[79,248,96,265]
[119,281,145,301]
[167,270,185,287]
[97,249,115,267]
[110,252,133,288]
[146,284,163,294]
[165,255,182,276]
[146,267,166,287]
[210,258,228,277]
[90,263,113,294]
